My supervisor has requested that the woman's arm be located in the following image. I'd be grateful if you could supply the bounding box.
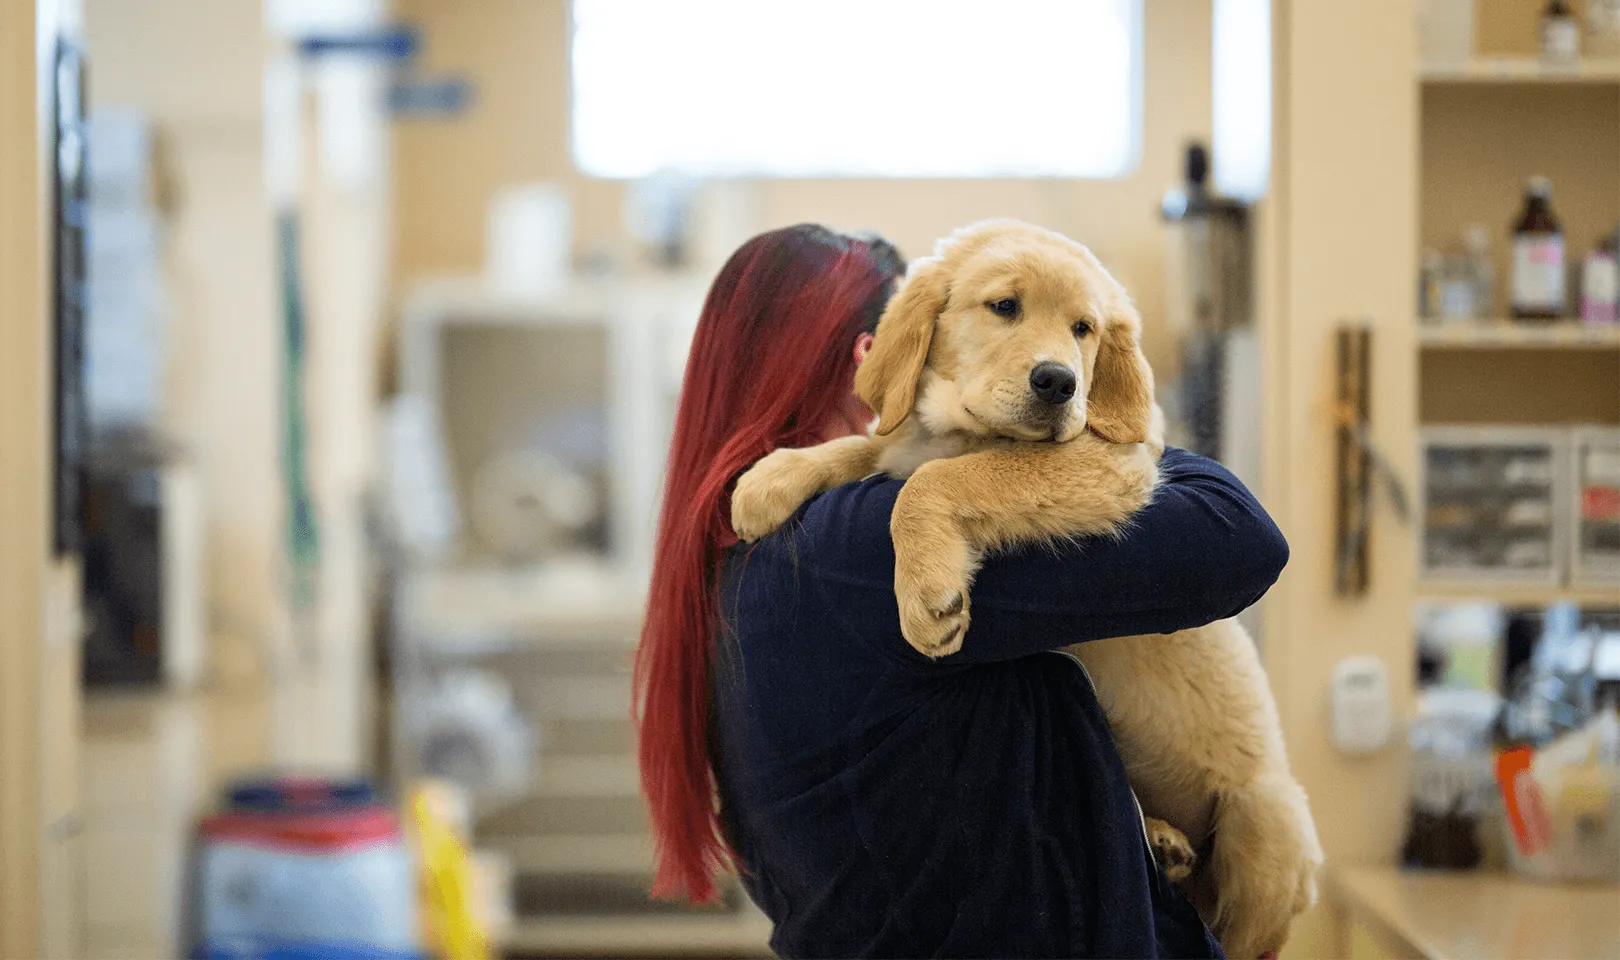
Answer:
[775,448,1287,665]
[888,434,1161,656]
[951,447,1287,662]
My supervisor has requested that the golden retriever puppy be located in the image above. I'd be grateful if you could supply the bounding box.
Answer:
[730,220,1322,959]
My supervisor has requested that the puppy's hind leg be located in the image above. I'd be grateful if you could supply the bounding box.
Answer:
[1145,817,1197,883]
[1196,771,1323,960]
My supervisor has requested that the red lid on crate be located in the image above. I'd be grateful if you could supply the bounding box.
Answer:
[199,806,402,853]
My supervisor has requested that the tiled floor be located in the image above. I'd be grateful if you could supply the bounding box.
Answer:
[79,679,274,959]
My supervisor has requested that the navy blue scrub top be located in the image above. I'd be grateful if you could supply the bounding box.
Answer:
[713,448,1287,959]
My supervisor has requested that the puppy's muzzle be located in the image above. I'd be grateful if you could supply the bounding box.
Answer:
[1028,361,1077,406]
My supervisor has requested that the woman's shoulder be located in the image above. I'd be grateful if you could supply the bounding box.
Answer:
[745,473,904,588]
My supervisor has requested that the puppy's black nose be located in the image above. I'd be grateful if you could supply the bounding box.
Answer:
[1028,361,1077,405]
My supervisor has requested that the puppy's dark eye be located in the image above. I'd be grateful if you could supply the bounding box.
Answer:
[987,298,1019,319]
[1072,319,1094,338]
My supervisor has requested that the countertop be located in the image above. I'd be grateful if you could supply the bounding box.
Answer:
[1325,865,1620,960]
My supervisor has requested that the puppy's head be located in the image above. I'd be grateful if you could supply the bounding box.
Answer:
[856,219,1154,444]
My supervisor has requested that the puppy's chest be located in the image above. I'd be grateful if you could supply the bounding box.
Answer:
[873,429,979,479]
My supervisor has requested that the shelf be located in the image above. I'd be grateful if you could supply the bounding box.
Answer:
[504,909,773,957]
[500,832,653,876]
[1417,580,1620,607]
[529,754,640,799]
[402,274,710,328]
[1420,57,1620,84]
[1419,320,1620,350]
[402,559,645,649]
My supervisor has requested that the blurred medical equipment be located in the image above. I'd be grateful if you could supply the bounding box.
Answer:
[1420,427,1569,585]
[1403,687,1501,869]
[624,170,697,268]
[485,182,572,298]
[1419,426,1620,592]
[1161,141,1259,491]
[187,775,420,959]
[381,273,770,953]
[413,669,534,799]
[84,108,166,440]
[1572,427,1620,585]
[1496,699,1620,883]
[468,450,603,566]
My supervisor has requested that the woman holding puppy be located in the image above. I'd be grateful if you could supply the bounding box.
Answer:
[635,224,1285,959]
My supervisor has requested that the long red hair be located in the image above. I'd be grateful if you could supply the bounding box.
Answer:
[634,225,902,902]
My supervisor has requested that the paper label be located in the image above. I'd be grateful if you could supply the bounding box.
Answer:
[1512,234,1565,312]
[1582,254,1619,324]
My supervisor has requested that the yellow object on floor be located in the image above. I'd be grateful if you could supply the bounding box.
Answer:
[410,781,489,960]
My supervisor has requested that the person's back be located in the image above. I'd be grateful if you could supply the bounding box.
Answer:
[635,225,1285,959]
[715,450,1285,958]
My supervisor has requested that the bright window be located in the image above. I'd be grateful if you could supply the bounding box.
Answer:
[1212,0,1271,201]
[571,0,1142,179]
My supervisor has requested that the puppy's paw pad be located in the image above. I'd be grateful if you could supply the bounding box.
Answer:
[898,589,971,659]
[1146,818,1196,883]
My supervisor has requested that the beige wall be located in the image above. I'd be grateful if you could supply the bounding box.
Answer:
[391,0,1215,373]
[1263,0,1420,863]
[1264,0,1422,952]
[0,2,50,951]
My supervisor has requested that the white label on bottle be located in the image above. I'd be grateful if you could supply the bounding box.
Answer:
[1582,254,1619,324]
[1543,17,1580,62]
[1512,234,1565,313]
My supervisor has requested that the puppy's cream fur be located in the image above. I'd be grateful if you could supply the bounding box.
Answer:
[730,220,1322,959]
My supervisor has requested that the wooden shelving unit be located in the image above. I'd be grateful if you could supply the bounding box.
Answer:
[1416,33,1620,608]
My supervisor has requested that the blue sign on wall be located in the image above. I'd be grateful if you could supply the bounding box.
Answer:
[387,77,475,119]
[296,25,419,62]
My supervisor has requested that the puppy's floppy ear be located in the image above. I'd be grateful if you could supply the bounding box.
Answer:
[1087,307,1156,444]
[856,256,945,436]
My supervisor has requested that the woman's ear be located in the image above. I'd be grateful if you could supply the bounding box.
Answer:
[1086,308,1156,444]
[855,258,945,436]
[853,332,874,365]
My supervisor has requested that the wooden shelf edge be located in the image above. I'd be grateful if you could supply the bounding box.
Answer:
[1420,57,1620,84]
[1418,321,1620,350]
[503,909,773,956]
[1417,580,1620,607]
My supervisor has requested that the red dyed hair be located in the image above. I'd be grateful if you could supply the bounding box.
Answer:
[634,225,903,902]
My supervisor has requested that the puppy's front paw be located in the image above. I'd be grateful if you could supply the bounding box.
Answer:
[897,569,971,658]
[731,449,818,542]
[891,475,979,657]
[1146,817,1197,883]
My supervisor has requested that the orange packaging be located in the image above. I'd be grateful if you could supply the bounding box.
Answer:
[1495,747,1553,857]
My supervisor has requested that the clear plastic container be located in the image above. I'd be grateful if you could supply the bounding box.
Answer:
[1498,713,1620,883]
[1501,765,1620,883]
[1419,0,1476,65]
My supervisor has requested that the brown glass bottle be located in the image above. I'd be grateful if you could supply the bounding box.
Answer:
[1511,176,1566,320]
